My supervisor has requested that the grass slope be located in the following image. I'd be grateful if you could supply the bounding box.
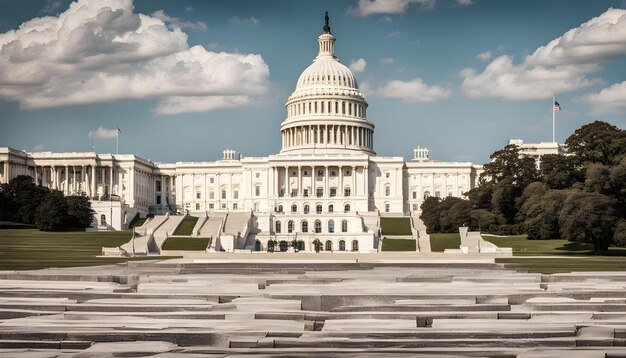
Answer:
[173,216,199,236]
[162,237,210,251]
[0,228,177,271]
[380,217,412,236]
[381,238,416,251]
[429,233,461,252]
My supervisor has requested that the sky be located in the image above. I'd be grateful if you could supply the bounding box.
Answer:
[0,0,624,164]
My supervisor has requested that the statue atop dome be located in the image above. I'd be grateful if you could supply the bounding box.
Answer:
[323,11,331,34]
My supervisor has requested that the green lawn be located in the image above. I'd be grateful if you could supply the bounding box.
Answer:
[429,233,461,252]
[173,216,199,236]
[380,217,412,236]
[381,238,416,251]
[162,237,211,250]
[0,228,178,271]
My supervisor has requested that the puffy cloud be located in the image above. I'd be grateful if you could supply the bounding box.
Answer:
[349,58,367,73]
[581,80,626,114]
[374,78,451,102]
[461,8,626,100]
[476,51,491,61]
[380,57,394,64]
[151,10,207,30]
[0,0,270,114]
[89,127,118,139]
[154,95,252,115]
[348,0,435,17]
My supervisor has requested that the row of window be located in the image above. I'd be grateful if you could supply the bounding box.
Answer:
[187,202,237,210]
[281,187,351,198]
[276,203,350,214]
[259,239,359,252]
[275,219,349,234]
[288,100,366,118]
[289,169,351,177]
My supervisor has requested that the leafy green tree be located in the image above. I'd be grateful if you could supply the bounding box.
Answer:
[35,190,68,231]
[439,197,472,232]
[2,175,49,224]
[524,190,569,240]
[481,144,539,189]
[420,196,442,233]
[469,209,500,232]
[466,181,493,210]
[565,121,626,166]
[613,220,626,247]
[540,154,582,189]
[558,190,617,254]
[490,177,519,223]
[65,196,94,229]
[584,164,612,195]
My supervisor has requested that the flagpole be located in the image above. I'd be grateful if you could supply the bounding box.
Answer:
[552,95,555,143]
[116,129,119,155]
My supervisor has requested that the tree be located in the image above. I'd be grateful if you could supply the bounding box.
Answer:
[523,190,569,240]
[613,220,626,247]
[565,121,626,166]
[584,164,612,195]
[2,175,49,224]
[469,209,500,232]
[558,191,617,254]
[35,190,68,231]
[490,177,519,223]
[540,154,582,189]
[420,196,442,233]
[481,144,539,189]
[65,196,94,229]
[439,198,472,232]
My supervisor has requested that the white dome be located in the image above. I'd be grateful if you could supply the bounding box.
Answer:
[295,57,358,91]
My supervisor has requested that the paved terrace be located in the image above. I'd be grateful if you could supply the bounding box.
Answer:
[0,256,625,357]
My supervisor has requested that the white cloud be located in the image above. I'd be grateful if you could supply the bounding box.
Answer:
[151,10,207,30]
[349,58,367,73]
[374,78,451,102]
[476,51,491,61]
[33,144,45,151]
[41,0,61,14]
[457,0,473,5]
[155,95,252,115]
[89,127,118,139]
[348,0,435,17]
[581,80,626,114]
[229,16,259,25]
[461,8,626,100]
[0,0,270,114]
[380,57,394,65]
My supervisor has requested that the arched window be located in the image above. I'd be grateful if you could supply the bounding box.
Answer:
[341,220,348,233]
[301,220,308,233]
[423,191,431,199]
[291,204,297,213]
[277,205,283,213]
[275,221,281,233]
[328,220,335,233]
[314,220,322,233]
[304,204,310,214]
[316,204,322,214]
[339,240,346,251]
[100,214,106,226]
[352,240,359,251]
[344,204,350,213]
[288,220,294,233]
[325,240,332,251]
[328,204,334,213]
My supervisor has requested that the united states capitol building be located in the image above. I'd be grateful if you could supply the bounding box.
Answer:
[0,16,560,253]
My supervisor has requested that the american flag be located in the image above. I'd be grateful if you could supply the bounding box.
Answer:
[554,101,561,110]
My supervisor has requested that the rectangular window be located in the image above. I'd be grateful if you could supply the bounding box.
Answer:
[344,188,351,197]
[233,190,239,199]
[196,192,201,199]
[233,203,238,209]
[291,189,297,197]
[435,191,441,198]
[412,191,417,199]
[209,191,214,199]
[413,204,418,211]
[385,204,390,212]
[303,189,309,197]
[330,188,336,197]
[210,177,214,184]
[156,195,161,204]
[385,186,391,196]
[156,181,161,192]
[316,188,323,197]
[221,203,227,209]
[221,190,227,199]
[209,203,214,209]
[279,189,284,197]
[195,203,200,210]
[255,186,260,197]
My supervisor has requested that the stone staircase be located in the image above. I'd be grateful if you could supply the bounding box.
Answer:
[1,261,626,356]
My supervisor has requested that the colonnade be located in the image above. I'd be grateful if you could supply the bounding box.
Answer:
[271,165,368,199]
[282,124,373,150]
[287,99,366,119]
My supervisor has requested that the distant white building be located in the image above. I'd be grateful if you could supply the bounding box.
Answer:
[508,139,567,168]
[1,15,492,252]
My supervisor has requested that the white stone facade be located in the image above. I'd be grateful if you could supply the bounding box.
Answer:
[1,16,495,252]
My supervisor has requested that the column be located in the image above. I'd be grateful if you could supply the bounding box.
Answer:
[339,165,343,196]
[352,166,356,196]
[81,166,85,195]
[324,166,329,197]
[364,166,369,197]
[110,165,114,197]
[3,161,8,183]
[297,166,302,196]
[34,165,38,186]
[284,166,289,197]
[91,165,96,198]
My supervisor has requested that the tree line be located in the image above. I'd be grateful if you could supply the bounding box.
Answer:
[420,121,626,254]
[0,175,94,231]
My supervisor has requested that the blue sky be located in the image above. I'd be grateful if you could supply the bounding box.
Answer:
[0,0,624,164]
